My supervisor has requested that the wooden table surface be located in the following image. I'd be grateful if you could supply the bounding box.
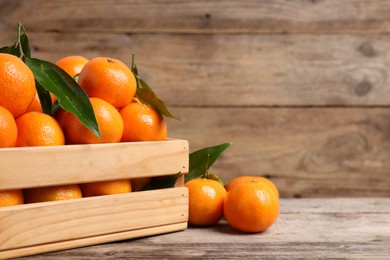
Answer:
[18,198,390,259]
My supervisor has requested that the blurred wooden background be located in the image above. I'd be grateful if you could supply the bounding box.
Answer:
[1,0,390,197]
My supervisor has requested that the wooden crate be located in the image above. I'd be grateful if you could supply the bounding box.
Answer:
[0,139,189,259]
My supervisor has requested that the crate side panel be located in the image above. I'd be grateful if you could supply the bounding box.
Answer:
[0,139,188,190]
[0,222,187,259]
[0,187,188,251]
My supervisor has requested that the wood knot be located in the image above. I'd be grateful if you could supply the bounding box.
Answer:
[104,251,118,256]
[201,13,212,28]
[301,131,370,173]
[358,42,376,57]
[355,80,372,96]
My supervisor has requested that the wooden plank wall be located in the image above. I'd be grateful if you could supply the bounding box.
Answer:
[1,0,390,197]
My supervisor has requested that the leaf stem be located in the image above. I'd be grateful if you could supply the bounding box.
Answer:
[131,53,141,89]
[16,21,25,59]
[202,154,211,179]
[131,53,135,69]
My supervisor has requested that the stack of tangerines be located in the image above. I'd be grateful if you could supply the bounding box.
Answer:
[0,54,165,207]
[185,175,279,233]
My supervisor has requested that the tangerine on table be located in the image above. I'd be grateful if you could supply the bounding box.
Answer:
[0,105,17,148]
[226,175,279,198]
[24,184,82,203]
[15,111,65,147]
[185,178,227,226]
[61,97,124,144]
[78,57,136,109]
[224,177,279,233]
[120,100,167,142]
[80,180,132,197]
[55,55,89,78]
[0,189,24,207]
[0,53,36,117]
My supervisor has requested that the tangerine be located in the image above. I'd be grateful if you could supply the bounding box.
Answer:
[0,189,24,207]
[185,178,227,226]
[0,53,36,117]
[224,178,279,233]
[120,100,167,142]
[0,105,18,148]
[61,97,124,144]
[226,176,279,198]
[55,55,89,78]
[15,111,65,147]
[78,57,136,108]
[26,92,57,113]
[80,180,132,197]
[24,184,82,203]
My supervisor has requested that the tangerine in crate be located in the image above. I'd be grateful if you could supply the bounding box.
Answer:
[0,23,187,259]
[0,139,189,259]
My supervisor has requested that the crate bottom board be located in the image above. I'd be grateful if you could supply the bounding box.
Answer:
[0,187,188,259]
[0,222,187,259]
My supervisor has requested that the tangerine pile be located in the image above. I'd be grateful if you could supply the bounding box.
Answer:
[0,53,167,207]
[185,175,279,233]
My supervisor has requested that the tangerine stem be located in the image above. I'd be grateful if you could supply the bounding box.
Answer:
[202,153,211,179]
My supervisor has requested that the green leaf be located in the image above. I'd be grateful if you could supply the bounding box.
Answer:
[206,173,226,187]
[35,80,52,114]
[186,143,232,182]
[51,100,60,114]
[131,54,180,120]
[0,45,18,56]
[131,55,140,84]
[146,143,232,189]
[25,57,101,138]
[19,23,31,59]
[136,85,180,120]
[144,174,180,190]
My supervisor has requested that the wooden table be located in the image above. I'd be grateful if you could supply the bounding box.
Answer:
[19,198,390,259]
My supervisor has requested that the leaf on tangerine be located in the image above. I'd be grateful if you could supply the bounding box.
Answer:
[186,143,232,182]
[25,57,101,138]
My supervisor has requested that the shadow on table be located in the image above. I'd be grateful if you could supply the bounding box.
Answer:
[189,219,269,236]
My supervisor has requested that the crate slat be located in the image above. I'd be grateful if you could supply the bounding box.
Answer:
[0,187,188,256]
[0,222,187,259]
[0,139,189,190]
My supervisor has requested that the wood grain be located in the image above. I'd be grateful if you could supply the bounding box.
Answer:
[1,1,390,198]
[167,107,390,197]
[1,32,389,106]
[16,198,390,259]
[1,223,187,260]
[0,187,188,258]
[0,139,188,190]
[1,0,390,34]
